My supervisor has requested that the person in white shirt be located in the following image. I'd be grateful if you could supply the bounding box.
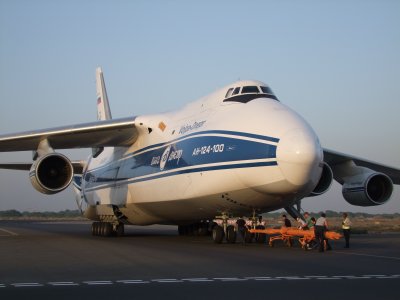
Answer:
[314,213,332,252]
[296,217,307,230]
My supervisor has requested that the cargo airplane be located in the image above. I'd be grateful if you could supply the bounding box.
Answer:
[1,68,399,242]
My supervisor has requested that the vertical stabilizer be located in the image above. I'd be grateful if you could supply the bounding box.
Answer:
[96,67,112,120]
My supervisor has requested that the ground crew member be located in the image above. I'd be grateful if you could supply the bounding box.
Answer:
[304,212,313,229]
[236,217,246,244]
[315,213,332,252]
[342,213,351,248]
[297,217,307,230]
[282,214,291,227]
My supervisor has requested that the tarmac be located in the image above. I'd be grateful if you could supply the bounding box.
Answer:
[0,220,399,299]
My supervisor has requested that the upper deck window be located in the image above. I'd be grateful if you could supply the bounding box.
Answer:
[241,86,260,94]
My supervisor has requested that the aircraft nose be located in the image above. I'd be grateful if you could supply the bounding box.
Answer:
[276,128,323,187]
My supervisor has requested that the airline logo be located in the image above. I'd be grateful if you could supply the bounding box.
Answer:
[160,146,171,171]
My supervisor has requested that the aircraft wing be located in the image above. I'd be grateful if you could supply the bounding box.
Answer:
[323,148,400,184]
[0,117,138,152]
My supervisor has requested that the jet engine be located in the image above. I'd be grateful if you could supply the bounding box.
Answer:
[342,172,393,206]
[309,163,333,196]
[29,153,74,194]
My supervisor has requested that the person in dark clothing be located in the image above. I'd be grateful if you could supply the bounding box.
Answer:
[282,214,291,227]
[236,217,246,243]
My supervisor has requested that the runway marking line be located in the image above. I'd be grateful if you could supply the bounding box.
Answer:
[0,228,19,236]
[276,276,310,280]
[48,282,79,286]
[4,274,400,288]
[182,278,214,282]
[116,280,149,284]
[83,281,113,285]
[12,283,43,287]
[213,277,248,281]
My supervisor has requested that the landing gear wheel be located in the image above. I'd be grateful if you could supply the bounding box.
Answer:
[212,225,224,244]
[178,225,185,236]
[116,223,124,237]
[226,225,236,243]
[91,222,97,236]
[95,222,101,236]
[103,223,112,237]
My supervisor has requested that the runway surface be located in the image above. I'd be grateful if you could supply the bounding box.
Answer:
[0,220,399,299]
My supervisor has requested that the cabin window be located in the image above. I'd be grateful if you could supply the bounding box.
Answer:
[260,86,274,94]
[225,88,234,98]
[241,86,260,94]
[232,87,241,95]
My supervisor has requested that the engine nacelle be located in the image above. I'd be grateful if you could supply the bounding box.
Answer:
[29,153,74,194]
[309,162,333,197]
[342,172,393,206]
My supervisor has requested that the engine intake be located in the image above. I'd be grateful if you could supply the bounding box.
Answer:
[29,153,74,194]
[342,172,393,206]
[309,162,333,197]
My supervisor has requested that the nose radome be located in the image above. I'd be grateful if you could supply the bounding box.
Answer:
[277,128,323,186]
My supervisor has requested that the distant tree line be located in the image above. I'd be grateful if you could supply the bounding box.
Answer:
[264,211,400,219]
[0,209,82,218]
[1,209,399,219]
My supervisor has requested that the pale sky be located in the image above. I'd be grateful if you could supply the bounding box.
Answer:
[0,0,399,213]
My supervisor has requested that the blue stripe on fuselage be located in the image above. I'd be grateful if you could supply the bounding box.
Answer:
[84,131,279,189]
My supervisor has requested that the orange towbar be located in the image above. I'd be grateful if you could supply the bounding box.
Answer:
[249,227,342,249]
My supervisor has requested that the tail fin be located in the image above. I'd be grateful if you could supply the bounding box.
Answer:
[96,67,112,120]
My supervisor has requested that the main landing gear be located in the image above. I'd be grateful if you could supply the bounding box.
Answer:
[211,212,266,244]
[91,222,124,237]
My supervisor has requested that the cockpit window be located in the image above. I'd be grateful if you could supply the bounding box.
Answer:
[225,88,234,98]
[232,87,241,95]
[260,86,274,94]
[223,85,279,103]
[241,86,260,94]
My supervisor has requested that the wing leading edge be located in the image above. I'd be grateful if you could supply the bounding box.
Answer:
[324,148,400,184]
[0,117,138,152]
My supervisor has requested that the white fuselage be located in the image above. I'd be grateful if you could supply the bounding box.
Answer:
[79,81,323,225]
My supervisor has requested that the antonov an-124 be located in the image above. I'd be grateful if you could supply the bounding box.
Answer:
[1,68,399,242]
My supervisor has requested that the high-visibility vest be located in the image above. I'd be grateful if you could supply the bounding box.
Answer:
[342,218,351,230]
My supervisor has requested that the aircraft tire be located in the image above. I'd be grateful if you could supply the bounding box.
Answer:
[104,223,112,237]
[116,223,124,237]
[178,225,185,236]
[95,222,101,236]
[99,222,106,236]
[226,225,236,243]
[212,225,224,244]
[91,222,96,236]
